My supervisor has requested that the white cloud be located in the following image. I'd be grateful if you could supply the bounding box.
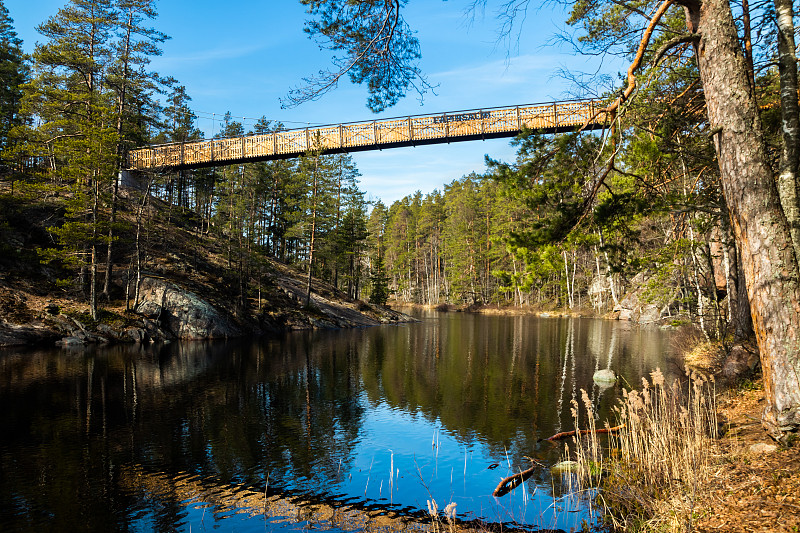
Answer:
[352,139,518,203]
[150,42,275,71]
[433,54,559,84]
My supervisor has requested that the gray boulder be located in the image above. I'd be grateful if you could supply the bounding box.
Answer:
[593,369,617,384]
[0,323,59,347]
[136,300,163,319]
[721,344,759,381]
[126,327,148,343]
[56,336,85,347]
[614,272,669,324]
[135,277,241,340]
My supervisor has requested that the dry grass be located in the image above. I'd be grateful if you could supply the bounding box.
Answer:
[683,341,726,376]
[691,383,800,533]
[571,369,719,532]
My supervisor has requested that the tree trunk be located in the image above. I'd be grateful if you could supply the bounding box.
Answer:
[134,175,154,309]
[688,221,710,340]
[91,179,99,321]
[90,243,98,320]
[104,10,134,298]
[721,204,754,341]
[686,0,800,442]
[305,159,319,308]
[773,0,800,264]
[735,245,754,339]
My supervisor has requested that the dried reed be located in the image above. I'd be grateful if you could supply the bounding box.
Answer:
[572,368,718,532]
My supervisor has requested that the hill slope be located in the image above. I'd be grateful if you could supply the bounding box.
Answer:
[0,185,413,348]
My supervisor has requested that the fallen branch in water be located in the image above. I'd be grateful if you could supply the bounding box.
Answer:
[491,460,544,497]
[541,424,625,442]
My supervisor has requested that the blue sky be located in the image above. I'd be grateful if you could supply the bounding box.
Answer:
[6,0,615,204]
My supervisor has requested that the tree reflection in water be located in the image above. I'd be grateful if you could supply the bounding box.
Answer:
[0,314,678,532]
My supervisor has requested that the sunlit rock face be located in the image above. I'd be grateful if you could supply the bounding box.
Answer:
[135,277,241,339]
[613,272,665,324]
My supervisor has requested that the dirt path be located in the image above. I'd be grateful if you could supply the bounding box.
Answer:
[694,383,800,532]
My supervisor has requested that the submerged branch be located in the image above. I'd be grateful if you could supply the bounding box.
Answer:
[491,460,544,497]
[541,424,625,442]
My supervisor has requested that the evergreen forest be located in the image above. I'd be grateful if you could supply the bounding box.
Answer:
[0,0,794,357]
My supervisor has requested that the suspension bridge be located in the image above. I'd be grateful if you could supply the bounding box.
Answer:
[126,99,606,171]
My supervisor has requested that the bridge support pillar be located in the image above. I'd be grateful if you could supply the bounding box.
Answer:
[118,169,148,192]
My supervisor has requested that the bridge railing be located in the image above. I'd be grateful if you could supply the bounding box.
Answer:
[127,99,604,170]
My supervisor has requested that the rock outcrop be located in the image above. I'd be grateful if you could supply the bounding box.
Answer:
[135,277,242,339]
[0,322,59,347]
[612,272,665,324]
[721,343,760,381]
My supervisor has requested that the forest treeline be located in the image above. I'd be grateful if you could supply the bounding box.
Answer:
[0,0,792,348]
[0,0,379,320]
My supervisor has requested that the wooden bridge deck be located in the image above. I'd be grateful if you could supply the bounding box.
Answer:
[127,99,605,171]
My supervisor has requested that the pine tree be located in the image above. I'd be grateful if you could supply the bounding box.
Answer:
[369,252,390,306]
[158,85,201,210]
[325,153,364,290]
[296,136,334,306]
[384,197,416,301]
[23,0,118,320]
[333,205,368,299]
[0,0,27,169]
[416,190,445,304]
[103,0,170,295]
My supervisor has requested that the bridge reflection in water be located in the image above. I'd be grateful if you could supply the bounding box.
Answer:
[127,99,605,171]
[120,465,434,532]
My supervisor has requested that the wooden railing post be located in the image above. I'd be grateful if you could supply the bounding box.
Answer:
[373,121,378,145]
[272,132,278,155]
[516,106,521,131]
[339,124,344,149]
[408,117,413,143]
[553,103,558,128]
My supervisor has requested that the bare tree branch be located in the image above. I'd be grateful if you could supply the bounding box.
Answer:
[651,33,701,67]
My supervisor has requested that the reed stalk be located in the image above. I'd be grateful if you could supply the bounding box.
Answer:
[572,368,718,531]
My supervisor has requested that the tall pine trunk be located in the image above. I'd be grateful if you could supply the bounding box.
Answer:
[305,158,319,307]
[685,0,800,442]
[104,9,134,297]
[90,177,99,320]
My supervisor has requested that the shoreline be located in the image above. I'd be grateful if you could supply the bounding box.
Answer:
[0,278,418,350]
[389,301,652,321]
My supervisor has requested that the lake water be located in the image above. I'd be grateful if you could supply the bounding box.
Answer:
[0,311,680,532]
